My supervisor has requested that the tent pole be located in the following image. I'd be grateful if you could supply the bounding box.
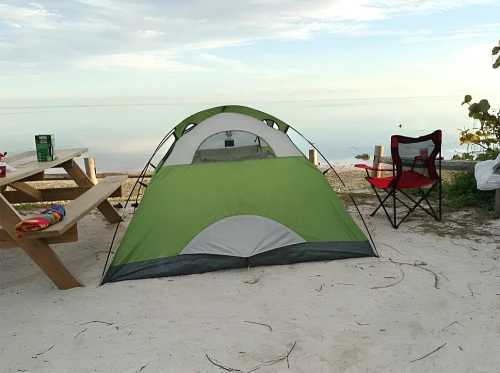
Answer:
[100,128,176,284]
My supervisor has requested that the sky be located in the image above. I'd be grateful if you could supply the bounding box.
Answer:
[0,0,499,102]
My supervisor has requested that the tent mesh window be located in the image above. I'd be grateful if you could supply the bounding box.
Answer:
[192,130,276,163]
[396,139,437,177]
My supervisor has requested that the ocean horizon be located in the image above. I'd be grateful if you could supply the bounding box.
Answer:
[2,95,473,172]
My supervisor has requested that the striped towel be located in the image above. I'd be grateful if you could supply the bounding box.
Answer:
[15,204,66,235]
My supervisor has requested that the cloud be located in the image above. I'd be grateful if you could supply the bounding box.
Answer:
[0,0,497,77]
[187,38,251,50]
[76,51,206,71]
[401,22,500,44]
[286,0,387,22]
[136,29,165,39]
[0,2,61,29]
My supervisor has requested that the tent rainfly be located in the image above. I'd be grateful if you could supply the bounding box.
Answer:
[103,105,375,283]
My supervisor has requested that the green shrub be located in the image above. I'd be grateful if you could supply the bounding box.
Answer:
[443,172,495,210]
[447,42,499,213]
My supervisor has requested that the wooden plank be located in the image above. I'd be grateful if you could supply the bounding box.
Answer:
[62,160,123,223]
[308,149,318,166]
[8,148,87,168]
[41,171,150,180]
[0,193,81,289]
[0,225,78,249]
[3,186,123,204]
[372,145,384,178]
[379,155,476,171]
[95,200,123,223]
[0,148,88,187]
[84,158,98,185]
[17,238,81,289]
[0,226,13,247]
[5,150,36,163]
[62,159,95,187]
[21,175,127,239]
[20,171,45,181]
[10,182,43,201]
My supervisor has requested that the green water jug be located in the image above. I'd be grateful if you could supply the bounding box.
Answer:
[35,134,55,162]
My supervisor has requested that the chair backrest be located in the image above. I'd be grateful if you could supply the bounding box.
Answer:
[391,130,442,181]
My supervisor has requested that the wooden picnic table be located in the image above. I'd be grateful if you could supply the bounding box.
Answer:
[0,148,126,289]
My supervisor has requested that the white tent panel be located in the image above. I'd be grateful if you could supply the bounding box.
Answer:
[163,112,302,166]
[181,215,305,257]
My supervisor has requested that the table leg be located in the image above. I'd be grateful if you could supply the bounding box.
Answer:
[0,194,81,289]
[84,157,98,184]
[10,182,43,201]
[62,160,122,224]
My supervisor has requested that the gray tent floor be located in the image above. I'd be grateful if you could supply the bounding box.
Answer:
[0,207,498,372]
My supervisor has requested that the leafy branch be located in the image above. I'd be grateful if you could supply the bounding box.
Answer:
[492,40,500,69]
[456,41,500,161]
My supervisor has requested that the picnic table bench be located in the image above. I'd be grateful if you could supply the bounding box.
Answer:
[0,148,126,289]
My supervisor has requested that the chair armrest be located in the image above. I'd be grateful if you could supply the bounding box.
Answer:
[354,163,371,170]
[354,163,393,172]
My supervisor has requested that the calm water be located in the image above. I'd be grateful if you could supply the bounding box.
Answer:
[1,96,469,172]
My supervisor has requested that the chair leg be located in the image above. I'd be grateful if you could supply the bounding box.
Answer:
[370,187,392,216]
[417,187,437,218]
[438,176,442,221]
[369,182,442,229]
[370,186,398,228]
[395,186,438,228]
[398,186,438,218]
[393,188,397,228]
[438,155,442,221]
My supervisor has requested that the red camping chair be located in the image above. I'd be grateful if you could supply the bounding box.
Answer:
[355,130,442,229]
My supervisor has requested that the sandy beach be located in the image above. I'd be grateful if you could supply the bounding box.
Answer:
[1,183,499,372]
[3,1,499,371]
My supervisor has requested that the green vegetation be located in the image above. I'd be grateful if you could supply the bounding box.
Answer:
[493,40,500,69]
[458,94,500,160]
[456,41,500,161]
[443,172,495,211]
[446,42,499,212]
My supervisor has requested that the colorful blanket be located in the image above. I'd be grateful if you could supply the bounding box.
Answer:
[15,204,66,235]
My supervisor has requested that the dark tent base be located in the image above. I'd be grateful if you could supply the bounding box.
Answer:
[103,241,375,283]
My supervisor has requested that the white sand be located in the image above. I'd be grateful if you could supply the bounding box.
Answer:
[1,206,499,372]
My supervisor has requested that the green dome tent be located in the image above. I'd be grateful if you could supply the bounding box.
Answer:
[103,105,375,283]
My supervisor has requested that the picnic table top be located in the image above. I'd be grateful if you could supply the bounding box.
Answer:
[1,148,88,187]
